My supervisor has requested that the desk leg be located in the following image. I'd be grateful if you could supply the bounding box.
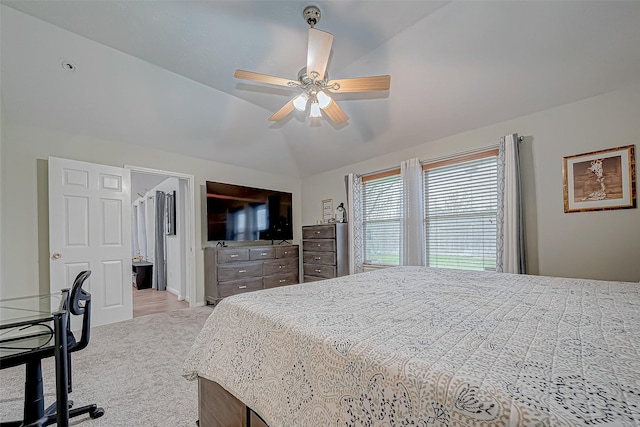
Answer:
[53,312,69,427]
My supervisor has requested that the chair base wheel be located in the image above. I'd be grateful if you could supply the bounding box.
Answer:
[90,407,105,419]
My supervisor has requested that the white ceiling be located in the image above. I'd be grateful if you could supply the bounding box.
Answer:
[2,1,640,178]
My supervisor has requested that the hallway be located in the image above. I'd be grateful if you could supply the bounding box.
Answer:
[132,287,189,318]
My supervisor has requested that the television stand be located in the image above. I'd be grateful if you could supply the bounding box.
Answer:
[273,240,291,245]
[204,243,300,305]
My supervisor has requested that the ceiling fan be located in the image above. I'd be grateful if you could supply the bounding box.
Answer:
[234,5,391,125]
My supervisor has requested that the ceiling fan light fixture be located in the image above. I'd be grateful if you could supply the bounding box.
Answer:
[233,5,390,126]
[316,90,332,109]
[309,101,322,118]
[293,92,309,111]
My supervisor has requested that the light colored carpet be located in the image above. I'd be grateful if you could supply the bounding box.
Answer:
[0,306,213,426]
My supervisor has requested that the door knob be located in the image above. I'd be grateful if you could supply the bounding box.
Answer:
[52,253,62,260]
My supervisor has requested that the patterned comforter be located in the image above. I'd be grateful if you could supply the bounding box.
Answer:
[183,266,640,426]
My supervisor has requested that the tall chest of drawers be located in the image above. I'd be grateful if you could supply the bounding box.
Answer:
[302,223,348,282]
[204,244,299,305]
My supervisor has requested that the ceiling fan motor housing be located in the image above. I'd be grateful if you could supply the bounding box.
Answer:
[297,67,327,85]
[303,5,321,28]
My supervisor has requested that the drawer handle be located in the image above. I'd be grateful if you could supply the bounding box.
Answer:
[315,231,321,234]
[315,269,322,273]
[238,285,247,289]
[230,254,239,258]
[260,252,267,256]
[279,265,283,269]
[284,251,289,255]
[314,257,321,260]
[317,244,321,247]
[238,269,247,273]
[279,279,286,283]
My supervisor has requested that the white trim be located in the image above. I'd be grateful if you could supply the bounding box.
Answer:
[166,286,180,297]
[125,165,198,308]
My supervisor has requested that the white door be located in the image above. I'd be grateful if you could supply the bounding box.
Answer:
[49,157,132,327]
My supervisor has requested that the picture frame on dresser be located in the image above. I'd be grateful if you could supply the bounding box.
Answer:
[321,199,333,223]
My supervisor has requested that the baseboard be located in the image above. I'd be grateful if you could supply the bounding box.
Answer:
[167,286,180,296]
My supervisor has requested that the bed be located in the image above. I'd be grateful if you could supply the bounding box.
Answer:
[183,266,640,426]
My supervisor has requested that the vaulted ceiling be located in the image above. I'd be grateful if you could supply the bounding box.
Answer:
[2,1,640,177]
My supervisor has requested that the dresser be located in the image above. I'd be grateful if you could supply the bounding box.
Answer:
[302,223,348,282]
[204,244,299,305]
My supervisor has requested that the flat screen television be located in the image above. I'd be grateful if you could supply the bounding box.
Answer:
[206,181,293,242]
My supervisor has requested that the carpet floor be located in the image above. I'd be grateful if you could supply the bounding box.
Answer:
[0,305,213,426]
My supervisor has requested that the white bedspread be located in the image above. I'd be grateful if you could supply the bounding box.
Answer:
[183,266,640,426]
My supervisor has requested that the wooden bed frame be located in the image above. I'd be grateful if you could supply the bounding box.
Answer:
[198,377,269,427]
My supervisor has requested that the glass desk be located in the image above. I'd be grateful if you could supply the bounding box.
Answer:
[0,291,71,427]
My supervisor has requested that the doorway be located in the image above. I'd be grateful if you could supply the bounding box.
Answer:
[128,166,196,317]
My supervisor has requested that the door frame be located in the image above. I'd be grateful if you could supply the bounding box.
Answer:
[126,165,197,307]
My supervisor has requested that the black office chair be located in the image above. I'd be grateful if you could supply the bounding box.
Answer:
[0,270,104,426]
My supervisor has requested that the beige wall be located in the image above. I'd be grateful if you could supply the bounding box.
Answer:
[0,121,302,301]
[2,82,639,303]
[301,82,640,283]
[0,96,4,290]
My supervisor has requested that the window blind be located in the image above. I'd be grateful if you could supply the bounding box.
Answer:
[362,172,402,266]
[423,153,498,271]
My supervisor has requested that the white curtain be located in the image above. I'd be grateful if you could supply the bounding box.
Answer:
[132,204,140,257]
[400,158,426,266]
[346,173,364,274]
[496,133,526,274]
[154,191,167,291]
[138,200,148,258]
[146,195,156,286]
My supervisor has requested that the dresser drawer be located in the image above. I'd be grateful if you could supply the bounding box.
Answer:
[302,225,336,240]
[263,258,298,276]
[217,248,249,263]
[303,251,336,266]
[303,264,337,279]
[263,273,298,289]
[303,275,326,283]
[249,247,276,260]
[276,246,299,259]
[217,262,263,281]
[303,239,335,252]
[217,278,263,298]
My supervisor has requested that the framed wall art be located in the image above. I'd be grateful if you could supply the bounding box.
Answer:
[562,145,636,213]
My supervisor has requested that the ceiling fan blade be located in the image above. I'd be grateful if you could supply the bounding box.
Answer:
[307,28,333,81]
[268,98,296,122]
[234,70,295,87]
[322,101,349,125]
[326,75,391,93]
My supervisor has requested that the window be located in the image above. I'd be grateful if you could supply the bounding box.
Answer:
[359,150,498,270]
[362,170,402,266]
[423,150,498,271]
